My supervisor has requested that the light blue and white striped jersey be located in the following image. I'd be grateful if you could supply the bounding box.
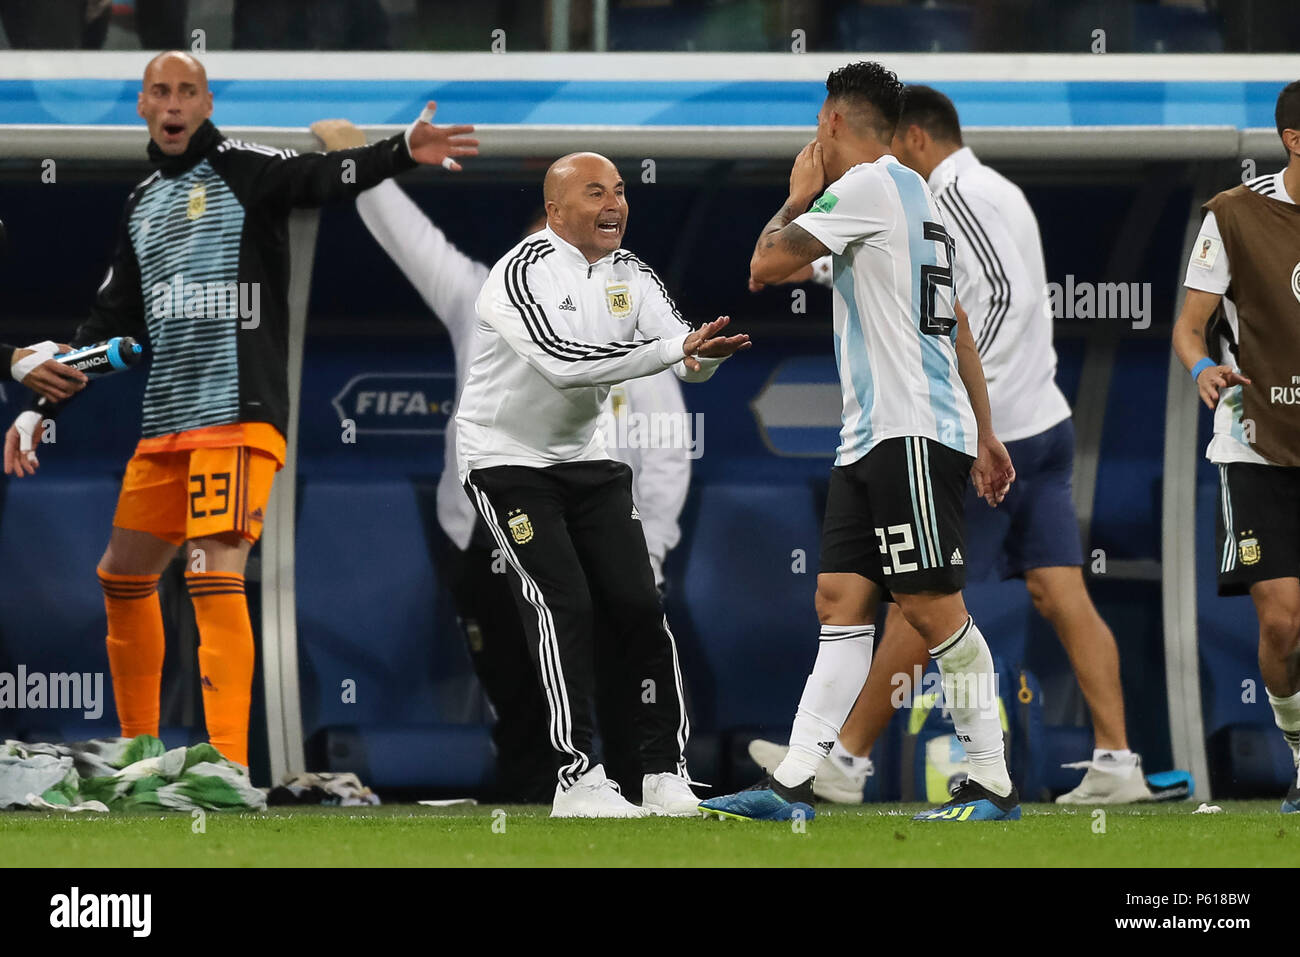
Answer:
[794,155,977,467]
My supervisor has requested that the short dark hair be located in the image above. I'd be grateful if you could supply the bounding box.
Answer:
[898,84,963,146]
[825,60,903,142]
[1277,80,1300,144]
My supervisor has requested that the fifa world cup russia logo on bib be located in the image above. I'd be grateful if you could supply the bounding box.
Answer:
[1291,262,1300,305]
[187,182,207,221]
[508,510,534,545]
[606,283,632,318]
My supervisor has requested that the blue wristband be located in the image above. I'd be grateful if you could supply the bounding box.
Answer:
[1190,358,1215,382]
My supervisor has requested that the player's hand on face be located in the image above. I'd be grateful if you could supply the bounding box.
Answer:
[1196,364,1251,411]
[682,316,752,371]
[310,118,367,151]
[789,141,826,207]
[4,418,40,478]
[971,435,1015,507]
[406,101,479,172]
[12,345,87,403]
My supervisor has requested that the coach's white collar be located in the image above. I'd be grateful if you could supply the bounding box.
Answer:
[928,146,978,194]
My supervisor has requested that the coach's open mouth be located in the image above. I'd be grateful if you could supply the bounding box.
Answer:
[163,122,186,137]
[597,219,622,235]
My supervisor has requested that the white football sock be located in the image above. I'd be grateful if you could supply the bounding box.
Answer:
[931,616,1011,798]
[773,624,874,789]
[1267,688,1300,764]
[1093,748,1136,769]
[830,739,872,773]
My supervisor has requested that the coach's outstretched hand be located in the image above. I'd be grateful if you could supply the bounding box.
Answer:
[682,316,751,372]
[971,434,1015,507]
[405,101,479,172]
[3,412,45,478]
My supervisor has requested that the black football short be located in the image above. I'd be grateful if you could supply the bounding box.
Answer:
[1215,462,1300,596]
[819,435,974,599]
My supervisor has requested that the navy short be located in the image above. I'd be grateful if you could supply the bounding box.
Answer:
[963,417,1084,582]
[1215,461,1300,597]
[820,435,974,598]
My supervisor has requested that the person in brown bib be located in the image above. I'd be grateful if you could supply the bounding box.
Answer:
[1172,79,1300,814]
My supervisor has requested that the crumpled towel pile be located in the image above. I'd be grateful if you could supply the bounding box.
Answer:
[267,771,381,807]
[0,735,266,813]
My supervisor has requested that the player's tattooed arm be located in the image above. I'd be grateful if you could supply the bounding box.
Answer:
[750,219,830,286]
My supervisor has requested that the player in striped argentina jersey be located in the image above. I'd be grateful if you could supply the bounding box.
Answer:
[701,62,1019,824]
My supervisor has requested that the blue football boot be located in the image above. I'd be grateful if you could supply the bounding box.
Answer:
[699,775,816,822]
[913,778,1021,822]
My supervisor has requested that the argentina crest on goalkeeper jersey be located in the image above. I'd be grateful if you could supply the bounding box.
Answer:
[793,156,977,467]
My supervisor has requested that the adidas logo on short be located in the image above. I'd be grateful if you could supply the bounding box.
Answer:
[558,295,577,311]
[817,740,835,753]
[950,548,964,566]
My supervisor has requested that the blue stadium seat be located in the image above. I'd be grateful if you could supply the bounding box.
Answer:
[835,4,973,53]
[1092,341,1169,561]
[0,477,121,736]
[295,479,489,788]
[675,481,823,731]
[320,725,495,792]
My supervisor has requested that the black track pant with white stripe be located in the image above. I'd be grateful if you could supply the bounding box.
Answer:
[465,459,690,790]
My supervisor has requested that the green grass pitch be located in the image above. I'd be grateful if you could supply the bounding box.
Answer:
[0,800,1291,867]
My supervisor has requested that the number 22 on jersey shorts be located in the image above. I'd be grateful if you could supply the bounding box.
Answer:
[819,435,974,598]
[113,445,278,545]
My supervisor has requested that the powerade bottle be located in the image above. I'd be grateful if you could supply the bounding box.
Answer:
[54,337,144,377]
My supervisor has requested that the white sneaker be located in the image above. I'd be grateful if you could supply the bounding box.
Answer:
[747,739,873,805]
[550,765,649,819]
[642,772,702,817]
[1055,753,1154,805]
